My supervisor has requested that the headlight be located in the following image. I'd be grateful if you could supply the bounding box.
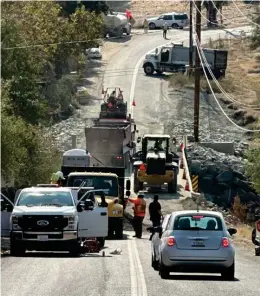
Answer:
[12,215,19,224]
[65,215,75,224]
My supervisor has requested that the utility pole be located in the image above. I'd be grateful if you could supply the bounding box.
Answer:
[188,0,193,76]
[194,0,201,143]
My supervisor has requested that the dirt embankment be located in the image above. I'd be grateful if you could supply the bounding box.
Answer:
[130,0,256,28]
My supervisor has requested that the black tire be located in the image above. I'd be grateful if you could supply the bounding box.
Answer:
[221,262,235,281]
[144,63,154,75]
[168,177,177,193]
[97,237,105,248]
[152,253,159,271]
[172,23,179,29]
[134,167,143,193]
[159,261,170,279]
[149,22,156,30]
[10,237,26,257]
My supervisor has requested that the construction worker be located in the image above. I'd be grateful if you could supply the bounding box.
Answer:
[50,171,65,186]
[149,195,162,228]
[143,18,148,34]
[128,192,146,238]
[163,22,168,39]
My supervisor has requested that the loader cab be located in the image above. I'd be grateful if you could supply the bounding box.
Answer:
[142,135,170,160]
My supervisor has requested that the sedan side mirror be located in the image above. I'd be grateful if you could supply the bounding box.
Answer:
[228,228,237,236]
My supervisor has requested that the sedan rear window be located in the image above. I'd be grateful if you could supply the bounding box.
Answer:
[173,214,223,231]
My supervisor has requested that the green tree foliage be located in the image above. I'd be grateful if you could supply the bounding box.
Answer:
[58,1,109,16]
[1,1,103,187]
[245,147,260,193]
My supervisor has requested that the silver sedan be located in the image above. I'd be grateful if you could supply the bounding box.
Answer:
[150,210,237,280]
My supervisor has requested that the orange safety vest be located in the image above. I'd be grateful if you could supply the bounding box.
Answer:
[129,198,146,217]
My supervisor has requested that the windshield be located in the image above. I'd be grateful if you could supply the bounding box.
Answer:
[173,215,223,231]
[17,191,74,207]
[67,176,118,197]
[147,138,168,151]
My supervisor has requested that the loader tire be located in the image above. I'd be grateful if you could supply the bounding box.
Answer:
[168,177,177,194]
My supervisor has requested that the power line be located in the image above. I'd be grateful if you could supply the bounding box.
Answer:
[231,0,260,28]
[193,31,260,133]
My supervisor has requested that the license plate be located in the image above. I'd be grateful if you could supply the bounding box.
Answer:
[192,240,204,247]
[37,235,48,241]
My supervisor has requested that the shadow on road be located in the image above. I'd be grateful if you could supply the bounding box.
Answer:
[105,35,132,44]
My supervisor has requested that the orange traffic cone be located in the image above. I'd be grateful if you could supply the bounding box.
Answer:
[182,169,186,180]
[102,86,105,95]
[132,99,136,106]
[185,180,190,191]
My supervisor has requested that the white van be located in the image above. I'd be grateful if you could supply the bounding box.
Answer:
[147,12,189,30]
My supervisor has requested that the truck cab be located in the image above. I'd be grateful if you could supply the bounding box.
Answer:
[143,43,228,79]
[4,186,108,256]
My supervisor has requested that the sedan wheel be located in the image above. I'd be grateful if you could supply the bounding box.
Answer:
[221,262,235,281]
[159,262,170,279]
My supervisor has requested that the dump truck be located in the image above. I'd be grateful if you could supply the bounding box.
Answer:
[103,13,130,38]
[132,134,179,193]
[60,87,136,242]
[143,43,228,79]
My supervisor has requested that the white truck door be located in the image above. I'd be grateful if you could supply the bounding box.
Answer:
[1,193,14,237]
[78,206,108,238]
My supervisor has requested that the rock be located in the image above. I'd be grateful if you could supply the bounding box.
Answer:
[204,193,214,202]
[206,164,218,176]
[216,170,234,183]
[190,160,201,174]
[200,176,214,193]
[235,179,252,192]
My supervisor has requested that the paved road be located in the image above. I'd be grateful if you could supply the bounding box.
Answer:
[3,26,258,296]
[2,232,260,296]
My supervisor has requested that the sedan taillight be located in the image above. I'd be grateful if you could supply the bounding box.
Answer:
[221,237,229,248]
[168,236,175,246]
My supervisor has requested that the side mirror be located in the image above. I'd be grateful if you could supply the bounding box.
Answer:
[77,203,83,212]
[126,179,131,191]
[84,199,94,211]
[137,137,141,143]
[228,228,237,236]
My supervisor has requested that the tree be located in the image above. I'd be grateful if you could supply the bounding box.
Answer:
[58,1,109,16]
[202,1,229,28]
[245,147,260,193]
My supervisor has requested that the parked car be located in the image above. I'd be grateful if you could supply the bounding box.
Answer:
[147,12,189,30]
[86,47,102,59]
[150,210,237,280]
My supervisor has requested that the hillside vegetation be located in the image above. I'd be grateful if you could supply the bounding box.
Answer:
[1,1,104,187]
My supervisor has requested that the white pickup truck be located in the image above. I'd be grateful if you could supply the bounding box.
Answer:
[1,186,108,256]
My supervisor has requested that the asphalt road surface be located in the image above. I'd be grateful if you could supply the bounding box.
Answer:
[2,26,258,296]
[1,231,260,296]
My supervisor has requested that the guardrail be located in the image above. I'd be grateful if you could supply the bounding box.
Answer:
[180,136,201,207]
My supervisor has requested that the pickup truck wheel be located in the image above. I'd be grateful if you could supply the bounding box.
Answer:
[168,177,177,193]
[144,63,154,75]
[221,262,235,281]
[97,237,105,248]
[149,23,156,30]
[10,237,26,257]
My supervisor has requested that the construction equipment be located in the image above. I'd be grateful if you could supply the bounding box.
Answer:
[132,134,179,193]
[143,43,228,79]
[103,13,129,38]
[100,87,127,119]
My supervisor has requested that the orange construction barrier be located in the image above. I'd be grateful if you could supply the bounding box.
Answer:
[185,180,190,191]
[132,99,136,106]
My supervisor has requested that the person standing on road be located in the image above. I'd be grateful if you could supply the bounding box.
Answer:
[163,22,168,39]
[143,18,148,34]
[149,195,162,228]
[128,192,146,238]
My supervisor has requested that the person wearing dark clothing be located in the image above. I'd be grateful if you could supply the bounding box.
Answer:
[99,192,108,207]
[149,195,162,240]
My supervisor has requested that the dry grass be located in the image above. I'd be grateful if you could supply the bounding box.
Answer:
[130,0,256,28]
[206,37,260,127]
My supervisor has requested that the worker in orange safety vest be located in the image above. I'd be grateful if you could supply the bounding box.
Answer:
[127,192,146,238]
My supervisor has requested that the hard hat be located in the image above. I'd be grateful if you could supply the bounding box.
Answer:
[137,191,145,198]
[56,171,65,180]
